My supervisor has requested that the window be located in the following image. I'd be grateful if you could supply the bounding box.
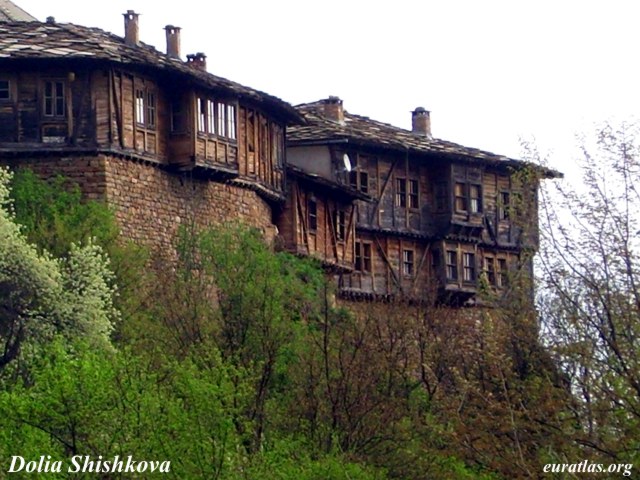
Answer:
[455,183,482,213]
[454,183,467,212]
[446,250,458,280]
[396,178,419,208]
[497,258,508,287]
[226,104,237,140]
[350,170,369,193]
[499,191,511,220]
[484,256,496,285]
[435,182,447,212]
[217,101,226,136]
[0,80,10,100]
[44,80,65,117]
[135,88,155,128]
[146,91,156,128]
[403,249,414,276]
[197,98,215,134]
[396,178,407,207]
[308,199,317,232]
[335,209,346,241]
[355,241,372,272]
[135,89,144,124]
[409,179,419,208]
[469,184,482,213]
[463,253,476,282]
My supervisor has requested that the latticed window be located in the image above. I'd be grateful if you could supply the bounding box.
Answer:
[335,209,346,240]
[403,249,414,276]
[497,258,508,287]
[499,191,511,220]
[469,184,482,213]
[44,80,65,117]
[0,80,10,100]
[226,104,237,140]
[446,250,458,280]
[396,178,407,207]
[463,253,476,282]
[308,199,317,232]
[355,241,372,272]
[484,257,496,285]
[455,183,467,212]
[409,180,419,208]
[135,88,155,128]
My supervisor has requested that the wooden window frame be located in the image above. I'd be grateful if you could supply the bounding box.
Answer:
[409,179,419,209]
[308,198,318,233]
[497,258,508,287]
[350,170,369,194]
[355,241,372,273]
[0,79,11,101]
[469,184,482,213]
[226,104,237,140]
[396,178,407,208]
[499,191,511,220]
[455,182,482,214]
[135,86,156,129]
[335,209,346,241]
[402,249,415,277]
[43,79,66,118]
[484,256,496,285]
[446,250,458,280]
[463,252,476,283]
[454,182,467,212]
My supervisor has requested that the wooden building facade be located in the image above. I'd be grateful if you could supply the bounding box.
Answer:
[286,98,558,304]
[0,12,301,249]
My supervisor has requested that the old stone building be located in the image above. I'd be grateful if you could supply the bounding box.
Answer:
[286,97,560,305]
[0,2,559,307]
[0,5,300,248]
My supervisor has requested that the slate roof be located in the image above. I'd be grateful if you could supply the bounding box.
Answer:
[290,101,561,177]
[0,21,301,122]
[0,0,36,22]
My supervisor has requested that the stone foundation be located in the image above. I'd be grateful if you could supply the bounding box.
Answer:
[3,154,278,252]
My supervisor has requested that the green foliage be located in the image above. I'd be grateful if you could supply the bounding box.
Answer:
[0,167,118,369]
[536,123,640,466]
[0,166,575,478]
[10,169,118,256]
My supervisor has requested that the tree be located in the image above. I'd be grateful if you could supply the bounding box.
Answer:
[0,167,118,370]
[536,122,640,464]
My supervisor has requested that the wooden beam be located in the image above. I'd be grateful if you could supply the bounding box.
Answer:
[342,205,356,262]
[373,234,402,294]
[411,243,430,294]
[369,157,399,225]
[295,183,309,250]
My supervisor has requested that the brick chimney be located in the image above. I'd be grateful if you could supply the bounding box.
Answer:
[323,96,344,124]
[165,25,181,59]
[186,52,207,71]
[123,10,140,46]
[412,107,431,137]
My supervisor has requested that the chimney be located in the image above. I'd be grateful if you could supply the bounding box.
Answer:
[165,25,181,59]
[186,52,207,71]
[412,107,431,137]
[123,10,140,46]
[323,96,344,124]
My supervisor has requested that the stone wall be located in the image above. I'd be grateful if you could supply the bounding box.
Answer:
[3,154,278,252]
[102,156,277,250]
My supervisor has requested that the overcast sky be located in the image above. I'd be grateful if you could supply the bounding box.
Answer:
[17,0,640,178]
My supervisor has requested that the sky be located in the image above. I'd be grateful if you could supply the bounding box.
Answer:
[16,0,640,179]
